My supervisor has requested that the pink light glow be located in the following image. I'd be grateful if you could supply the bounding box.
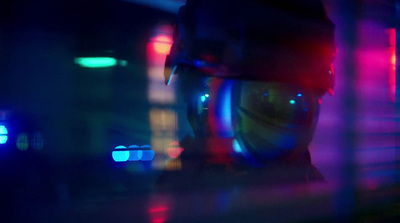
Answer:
[167,147,184,159]
[387,28,396,102]
[148,206,168,213]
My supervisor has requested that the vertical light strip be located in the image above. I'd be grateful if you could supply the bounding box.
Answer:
[388,28,396,102]
[146,25,180,170]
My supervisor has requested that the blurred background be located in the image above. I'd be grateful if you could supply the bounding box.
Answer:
[0,0,398,222]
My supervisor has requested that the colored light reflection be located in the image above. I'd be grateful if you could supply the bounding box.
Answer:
[290,100,295,104]
[74,57,117,68]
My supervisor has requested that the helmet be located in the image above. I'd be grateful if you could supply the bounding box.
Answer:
[165,0,336,166]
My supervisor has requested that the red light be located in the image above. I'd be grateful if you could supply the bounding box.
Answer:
[148,207,168,213]
[152,218,166,223]
[167,147,184,159]
[152,35,173,55]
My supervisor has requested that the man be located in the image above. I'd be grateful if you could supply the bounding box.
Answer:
[158,0,336,189]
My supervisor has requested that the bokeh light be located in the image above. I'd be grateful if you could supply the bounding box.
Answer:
[0,125,8,144]
[16,133,29,151]
[152,35,173,55]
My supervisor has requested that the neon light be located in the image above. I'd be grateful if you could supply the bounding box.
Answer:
[388,28,396,102]
[16,133,29,151]
[0,136,7,144]
[0,125,7,144]
[128,145,140,149]
[152,218,166,223]
[74,57,117,68]
[217,80,234,137]
[148,207,168,213]
[128,150,143,161]
[115,145,127,149]
[290,100,295,104]
[205,94,210,97]
[201,95,206,102]
[141,145,152,149]
[112,150,130,162]
[232,139,242,153]
[141,150,155,161]
[152,35,173,54]
[297,93,302,97]
[0,125,7,134]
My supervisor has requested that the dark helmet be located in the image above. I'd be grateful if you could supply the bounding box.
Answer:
[165,0,336,166]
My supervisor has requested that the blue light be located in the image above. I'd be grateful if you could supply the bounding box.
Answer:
[141,145,152,149]
[112,150,130,162]
[232,139,242,153]
[128,145,140,149]
[290,100,295,105]
[0,125,7,144]
[201,95,206,102]
[264,92,268,96]
[297,93,302,97]
[115,145,127,149]
[128,150,143,161]
[141,150,155,161]
[216,80,234,137]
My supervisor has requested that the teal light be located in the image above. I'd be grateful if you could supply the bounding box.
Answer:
[290,100,295,105]
[0,125,7,135]
[0,136,7,144]
[16,133,29,151]
[112,150,130,162]
[74,57,117,68]
[119,60,128,67]
[115,145,127,149]
[232,139,242,153]
[297,93,302,97]
[201,95,206,102]
[0,125,8,144]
